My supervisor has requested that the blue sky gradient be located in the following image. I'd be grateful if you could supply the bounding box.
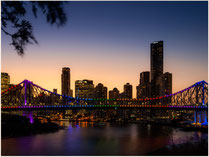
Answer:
[2,1,208,97]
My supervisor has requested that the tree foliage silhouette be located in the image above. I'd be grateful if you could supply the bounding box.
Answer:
[1,1,67,56]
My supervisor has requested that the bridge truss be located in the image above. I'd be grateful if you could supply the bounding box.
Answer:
[1,80,208,110]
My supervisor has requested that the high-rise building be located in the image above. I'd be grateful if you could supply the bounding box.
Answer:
[94,83,107,99]
[150,41,163,97]
[151,41,163,81]
[156,72,172,96]
[61,67,72,96]
[137,71,150,99]
[75,79,94,98]
[124,83,132,99]
[1,72,10,92]
[163,72,172,96]
[109,88,119,99]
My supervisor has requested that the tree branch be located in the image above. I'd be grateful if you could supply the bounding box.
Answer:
[1,27,12,36]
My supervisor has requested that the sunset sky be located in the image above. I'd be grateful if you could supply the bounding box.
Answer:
[1,1,208,98]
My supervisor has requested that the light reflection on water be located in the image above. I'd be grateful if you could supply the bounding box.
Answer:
[1,121,208,156]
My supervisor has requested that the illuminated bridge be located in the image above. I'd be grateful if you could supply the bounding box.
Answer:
[1,79,208,110]
[1,79,208,125]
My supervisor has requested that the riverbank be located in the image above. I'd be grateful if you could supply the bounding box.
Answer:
[1,114,62,138]
[148,140,208,155]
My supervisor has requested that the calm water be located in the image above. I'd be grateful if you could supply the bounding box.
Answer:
[2,121,208,155]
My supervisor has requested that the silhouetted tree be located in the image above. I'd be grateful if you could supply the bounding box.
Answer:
[1,1,67,56]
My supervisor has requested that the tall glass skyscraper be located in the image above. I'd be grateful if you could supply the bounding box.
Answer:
[61,67,71,96]
[151,41,163,81]
[150,41,163,97]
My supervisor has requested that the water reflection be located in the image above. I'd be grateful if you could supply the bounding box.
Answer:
[2,121,208,156]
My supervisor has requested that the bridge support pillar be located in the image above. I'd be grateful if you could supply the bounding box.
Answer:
[22,111,34,123]
[201,111,208,126]
[194,111,197,123]
[198,113,201,123]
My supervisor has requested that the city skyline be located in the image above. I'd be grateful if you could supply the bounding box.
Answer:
[1,2,208,156]
[2,1,208,98]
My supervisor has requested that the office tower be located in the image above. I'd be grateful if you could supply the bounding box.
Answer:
[163,72,172,96]
[61,67,71,96]
[137,71,150,99]
[151,41,163,81]
[124,83,132,99]
[109,88,119,99]
[150,41,163,97]
[1,72,10,92]
[156,72,172,96]
[53,89,57,94]
[155,72,172,119]
[94,83,107,99]
[75,79,94,98]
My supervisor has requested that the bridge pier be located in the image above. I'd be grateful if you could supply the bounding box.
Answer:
[194,111,197,123]
[198,113,201,123]
[194,111,208,126]
[201,111,208,126]
[22,111,34,123]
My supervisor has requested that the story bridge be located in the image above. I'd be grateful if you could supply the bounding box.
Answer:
[1,79,208,125]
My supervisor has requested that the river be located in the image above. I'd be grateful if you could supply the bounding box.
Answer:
[1,121,208,155]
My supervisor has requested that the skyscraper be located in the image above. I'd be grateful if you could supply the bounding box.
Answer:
[163,72,172,95]
[156,72,172,96]
[150,41,163,97]
[75,79,94,98]
[151,41,163,81]
[124,83,132,99]
[61,67,72,96]
[1,72,10,92]
[137,71,150,99]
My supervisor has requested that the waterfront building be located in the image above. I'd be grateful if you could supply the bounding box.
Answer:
[109,88,119,99]
[124,83,132,99]
[150,41,163,97]
[94,83,107,99]
[61,67,71,96]
[75,79,94,98]
[1,72,10,92]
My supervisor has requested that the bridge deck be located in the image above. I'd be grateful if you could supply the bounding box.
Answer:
[1,105,208,111]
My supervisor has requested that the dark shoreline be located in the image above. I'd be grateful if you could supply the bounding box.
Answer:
[1,114,62,139]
